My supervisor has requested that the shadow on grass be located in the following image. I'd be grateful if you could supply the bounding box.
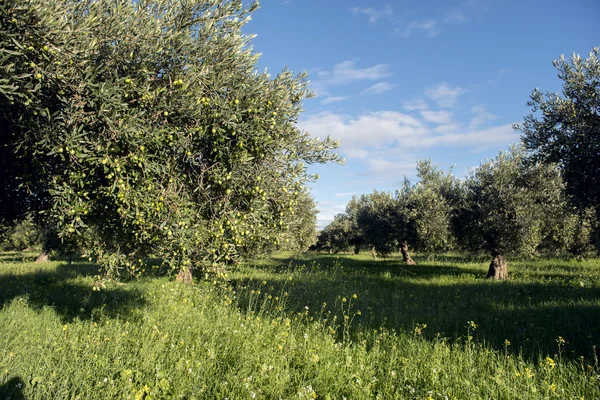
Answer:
[0,253,39,263]
[0,262,146,323]
[0,377,26,400]
[256,253,485,279]
[235,254,600,361]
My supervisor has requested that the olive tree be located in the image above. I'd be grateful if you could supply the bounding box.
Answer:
[356,191,398,258]
[408,160,464,255]
[277,190,319,253]
[0,0,341,281]
[518,48,600,224]
[314,214,354,253]
[460,146,565,279]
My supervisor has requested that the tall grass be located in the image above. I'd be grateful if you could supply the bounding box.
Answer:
[1,252,599,399]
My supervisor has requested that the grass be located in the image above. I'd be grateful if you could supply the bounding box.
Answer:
[1,251,599,399]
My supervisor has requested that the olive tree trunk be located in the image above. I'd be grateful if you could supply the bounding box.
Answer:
[35,251,49,263]
[370,246,377,260]
[486,252,508,280]
[400,241,416,265]
[176,268,193,284]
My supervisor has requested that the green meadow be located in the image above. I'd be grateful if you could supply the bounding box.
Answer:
[1,251,599,399]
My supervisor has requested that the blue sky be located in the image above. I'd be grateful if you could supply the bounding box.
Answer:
[244,0,599,228]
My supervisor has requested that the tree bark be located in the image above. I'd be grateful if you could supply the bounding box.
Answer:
[176,268,193,284]
[486,252,508,280]
[35,251,49,263]
[400,241,416,265]
[370,246,377,260]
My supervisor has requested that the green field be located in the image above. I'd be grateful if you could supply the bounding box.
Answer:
[1,251,599,399]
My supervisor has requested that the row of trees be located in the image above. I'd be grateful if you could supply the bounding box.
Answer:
[316,47,600,279]
[0,0,597,281]
[315,149,598,279]
[0,0,336,280]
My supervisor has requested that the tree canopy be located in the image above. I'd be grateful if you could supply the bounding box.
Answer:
[0,0,341,279]
[518,48,600,213]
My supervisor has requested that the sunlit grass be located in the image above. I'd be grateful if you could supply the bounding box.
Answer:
[1,252,599,399]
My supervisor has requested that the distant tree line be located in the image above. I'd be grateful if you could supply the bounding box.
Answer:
[314,48,600,279]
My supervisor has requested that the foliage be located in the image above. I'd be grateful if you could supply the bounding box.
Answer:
[0,0,340,278]
[0,216,41,251]
[459,146,566,257]
[277,190,318,253]
[313,214,354,253]
[408,160,465,253]
[518,48,600,214]
[313,196,367,254]
[317,161,465,257]
[355,191,398,255]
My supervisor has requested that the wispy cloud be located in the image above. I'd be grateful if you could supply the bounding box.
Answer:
[420,110,453,125]
[321,96,350,105]
[425,83,467,108]
[311,61,393,102]
[469,104,497,129]
[316,61,392,86]
[351,6,393,24]
[366,158,418,179]
[486,68,511,85]
[362,1,484,38]
[402,98,429,111]
[315,201,347,228]
[335,192,356,197]
[444,10,468,24]
[360,81,397,95]
[396,19,440,38]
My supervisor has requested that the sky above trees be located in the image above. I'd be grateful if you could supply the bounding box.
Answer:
[245,0,599,227]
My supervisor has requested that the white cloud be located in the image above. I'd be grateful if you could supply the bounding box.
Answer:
[393,3,478,39]
[321,96,350,105]
[366,158,417,179]
[360,81,397,95]
[420,110,453,125]
[300,111,429,159]
[402,98,429,111]
[434,123,461,134]
[425,83,467,108]
[301,111,518,163]
[396,19,439,38]
[420,124,519,149]
[315,201,347,228]
[352,6,393,24]
[316,61,392,86]
[335,192,356,197]
[469,104,497,129]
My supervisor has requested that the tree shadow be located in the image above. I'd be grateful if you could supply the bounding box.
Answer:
[233,256,600,362]
[0,262,146,323]
[0,254,39,263]
[0,376,26,400]
[255,253,485,278]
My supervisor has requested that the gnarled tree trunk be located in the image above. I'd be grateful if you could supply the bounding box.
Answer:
[176,268,193,284]
[400,241,416,265]
[35,251,49,263]
[370,246,377,260]
[486,252,508,280]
